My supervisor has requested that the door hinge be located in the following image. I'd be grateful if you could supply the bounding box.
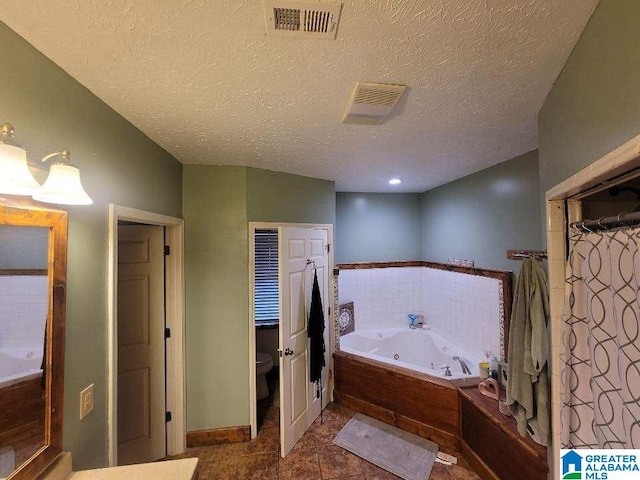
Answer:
[165,327,171,339]
[164,245,170,256]
[165,411,172,423]
[326,243,331,253]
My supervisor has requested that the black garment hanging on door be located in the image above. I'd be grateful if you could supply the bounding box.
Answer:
[308,270,326,387]
[40,323,47,390]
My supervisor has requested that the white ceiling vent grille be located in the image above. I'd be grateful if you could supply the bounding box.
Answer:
[342,82,407,125]
[265,1,342,39]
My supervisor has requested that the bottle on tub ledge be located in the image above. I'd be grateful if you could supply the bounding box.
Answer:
[479,349,501,380]
[489,356,500,380]
[479,349,492,379]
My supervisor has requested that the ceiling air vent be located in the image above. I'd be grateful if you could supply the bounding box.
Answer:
[341,82,407,125]
[265,1,342,39]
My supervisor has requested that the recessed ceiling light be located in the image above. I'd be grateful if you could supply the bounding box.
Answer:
[388,178,402,185]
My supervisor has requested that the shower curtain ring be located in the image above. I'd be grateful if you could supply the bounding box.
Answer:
[597,217,606,230]
[581,221,595,234]
[617,212,629,227]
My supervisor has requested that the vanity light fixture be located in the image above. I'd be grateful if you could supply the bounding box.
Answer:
[0,123,41,195]
[33,149,93,205]
[388,178,402,185]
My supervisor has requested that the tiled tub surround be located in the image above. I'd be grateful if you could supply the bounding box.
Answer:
[0,275,48,350]
[423,267,502,360]
[337,262,510,362]
[0,347,44,388]
[0,277,47,475]
[338,266,424,330]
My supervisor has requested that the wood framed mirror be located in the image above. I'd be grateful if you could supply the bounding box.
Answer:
[0,200,67,479]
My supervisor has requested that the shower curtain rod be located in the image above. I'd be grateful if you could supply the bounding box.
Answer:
[507,249,548,260]
[571,211,640,232]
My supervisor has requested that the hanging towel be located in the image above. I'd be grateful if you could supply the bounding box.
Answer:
[506,258,550,446]
[308,270,326,386]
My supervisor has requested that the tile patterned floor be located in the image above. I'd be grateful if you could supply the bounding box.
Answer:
[172,402,481,480]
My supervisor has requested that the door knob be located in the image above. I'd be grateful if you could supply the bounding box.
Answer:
[284,348,294,356]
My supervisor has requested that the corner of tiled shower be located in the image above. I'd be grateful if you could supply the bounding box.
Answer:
[338,266,502,362]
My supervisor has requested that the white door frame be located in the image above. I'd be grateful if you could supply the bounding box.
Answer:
[248,222,334,440]
[107,204,186,466]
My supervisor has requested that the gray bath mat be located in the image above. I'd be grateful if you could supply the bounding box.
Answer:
[333,413,439,480]
[0,446,15,478]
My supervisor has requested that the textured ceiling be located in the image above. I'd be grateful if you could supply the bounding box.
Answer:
[0,0,598,192]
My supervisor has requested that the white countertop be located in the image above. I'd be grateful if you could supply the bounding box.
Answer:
[68,458,198,480]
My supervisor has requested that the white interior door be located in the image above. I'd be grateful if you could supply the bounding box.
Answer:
[117,224,166,465]
[279,226,330,458]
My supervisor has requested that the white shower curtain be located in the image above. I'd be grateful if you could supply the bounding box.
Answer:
[561,227,640,448]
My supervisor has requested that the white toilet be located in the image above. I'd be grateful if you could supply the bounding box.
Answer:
[256,352,274,400]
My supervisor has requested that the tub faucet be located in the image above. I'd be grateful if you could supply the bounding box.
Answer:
[453,356,472,375]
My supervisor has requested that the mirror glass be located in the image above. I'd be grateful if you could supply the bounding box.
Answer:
[0,225,49,478]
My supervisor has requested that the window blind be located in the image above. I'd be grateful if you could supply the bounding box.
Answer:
[254,229,279,325]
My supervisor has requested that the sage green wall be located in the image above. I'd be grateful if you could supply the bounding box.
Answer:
[246,168,335,225]
[184,166,334,432]
[184,166,249,431]
[0,21,182,470]
[335,193,422,263]
[539,0,640,194]
[421,151,542,272]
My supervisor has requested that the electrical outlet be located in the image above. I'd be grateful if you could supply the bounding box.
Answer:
[79,383,94,420]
